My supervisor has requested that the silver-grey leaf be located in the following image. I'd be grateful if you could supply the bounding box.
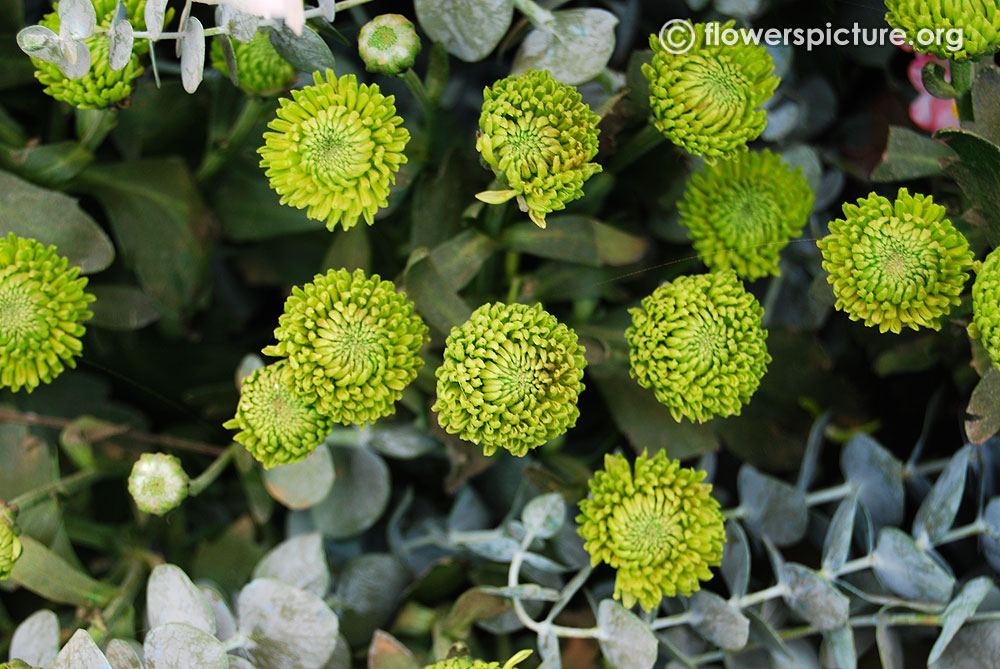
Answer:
[983,497,1000,571]
[58,39,91,79]
[108,19,134,72]
[822,490,858,573]
[112,1,128,26]
[597,599,657,669]
[522,492,565,539]
[912,445,969,547]
[738,465,809,546]
[309,445,390,539]
[927,576,993,665]
[689,590,750,651]
[872,527,954,604]
[143,623,228,669]
[16,25,63,63]
[721,521,751,598]
[840,433,904,530]
[145,0,168,41]
[104,639,145,669]
[929,621,1000,669]
[318,0,336,22]
[781,564,849,630]
[9,609,59,667]
[199,584,237,642]
[876,618,904,669]
[268,25,335,74]
[146,564,216,634]
[263,445,335,510]
[512,9,619,85]
[252,532,330,597]
[50,629,111,669]
[59,0,97,39]
[820,626,856,669]
[414,0,513,62]
[179,16,205,94]
[216,5,260,44]
[477,584,562,601]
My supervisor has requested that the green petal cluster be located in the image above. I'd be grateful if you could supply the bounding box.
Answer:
[0,233,94,393]
[678,149,814,280]
[641,21,778,162]
[210,30,296,96]
[127,453,189,515]
[433,302,586,457]
[33,0,154,109]
[425,650,532,669]
[577,450,725,611]
[224,362,333,468]
[969,248,1000,369]
[818,188,973,334]
[885,0,999,61]
[258,69,410,231]
[2,661,41,669]
[476,70,602,229]
[0,503,21,581]
[358,14,422,76]
[263,269,428,425]
[626,270,770,423]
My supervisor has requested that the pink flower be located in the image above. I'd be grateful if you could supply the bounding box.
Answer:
[906,53,958,133]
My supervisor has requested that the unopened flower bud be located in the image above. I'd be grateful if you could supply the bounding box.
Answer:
[128,453,189,515]
[358,14,421,76]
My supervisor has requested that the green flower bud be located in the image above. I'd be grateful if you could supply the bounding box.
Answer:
[258,69,410,232]
[818,188,973,334]
[224,361,332,468]
[577,450,725,611]
[0,233,95,393]
[358,14,422,76]
[210,30,296,96]
[0,502,22,581]
[127,453,189,515]
[475,70,602,229]
[969,249,1000,369]
[678,149,814,280]
[32,0,159,109]
[642,21,779,163]
[425,650,532,669]
[885,0,999,61]
[262,269,428,425]
[433,302,586,457]
[626,270,770,423]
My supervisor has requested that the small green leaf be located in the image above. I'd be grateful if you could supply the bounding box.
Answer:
[309,444,391,539]
[143,623,229,669]
[921,62,957,99]
[10,536,118,607]
[738,465,809,546]
[413,0,513,62]
[928,576,993,665]
[476,189,519,204]
[88,284,162,330]
[252,532,329,598]
[59,416,127,470]
[262,444,336,510]
[966,367,1000,445]
[597,599,657,669]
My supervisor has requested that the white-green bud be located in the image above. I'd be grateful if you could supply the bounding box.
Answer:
[128,453,189,515]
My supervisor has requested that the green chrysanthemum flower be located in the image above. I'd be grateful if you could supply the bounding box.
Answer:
[358,14,422,76]
[0,502,21,581]
[223,361,333,468]
[258,69,410,231]
[626,270,770,423]
[677,149,814,280]
[127,453,189,515]
[425,650,532,669]
[641,21,778,163]
[577,450,725,611]
[33,0,155,109]
[263,269,428,425]
[0,233,95,393]
[433,302,586,457]
[885,0,999,61]
[818,188,973,334]
[475,70,602,229]
[969,248,1000,368]
[210,30,296,96]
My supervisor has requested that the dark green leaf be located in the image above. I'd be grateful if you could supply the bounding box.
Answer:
[191,516,266,594]
[871,126,956,182]
[411,149,479,249]
[89,284,162,330]
[335,553,410,646]
[401,248,473,335]
[936,128,1000,245]
[268,24,335,72]
[970,67,1000,145]
[966,367,1000,445]
[429,229,495,291]
[10,535,118,607]
[504,215,646,267]
[321,225,371,273]
[0,141,94,186]
[921,62,957,99]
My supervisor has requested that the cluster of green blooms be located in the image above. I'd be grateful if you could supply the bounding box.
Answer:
[210,30,297,97]
[577,450,725,611]
[818,188,973,334]
[0,233,95,393]
[642,21,779,162]
[0,502,21,581]
[33,0,155,109]
[425,650,533,669]
[475,70,602,229]
[969,249,1000,369]
[678,149,814,280]
[626,270,770,423]
[127,453,189,515]
[433,302,586,457]
[885,0,1000,61]
[358,14,422,76]
[258,70,410,232]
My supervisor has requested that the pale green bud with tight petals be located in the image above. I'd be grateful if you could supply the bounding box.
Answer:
[128,453,189,515]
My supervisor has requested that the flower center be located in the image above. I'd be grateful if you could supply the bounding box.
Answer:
[496,115,562,178]
[368,25,397,50]
[0,279,45,343]
[854,217,936,304]
[715,182,782,248]
[317,316,387,387]
[300,107,375,186]
[609,492,681,564]
[685,54,752,111]
[248,380,318,440]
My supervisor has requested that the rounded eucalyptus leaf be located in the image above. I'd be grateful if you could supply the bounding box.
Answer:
[362,424,437,460]
[771,639,821,669]
[229,658,258,669]
[179,17,205,94]
[268,25,335,73]
[50,629,111,669]
[216,5,260,44]
[982,497,1000,571]
[199,584,237,642]
[108,19,134,72]
[147,564,215,635]
[143,623,228,669]
[309,445,391,539]
[317,0,336,22]
[88,285,161,331]
[252,532,330,597]
[928,621,1000,669]
[16,25,63,63]
[840,434,904,530]
[721,521,750,598]
[522,492,565,539]
[737,465,808,546]
[819,626,856,669]
[912,446,969,547]
[263,445,335,510]
[335,553,410,646]
[872,527,954,604]
[104,639,145,669]
[325,634,351,669]
[238,578,340,669]
[597,600,657,669]
[928,576,993,665]
[58,0,97,39]
[689,590,750,651]
[58,39,92,80]
[821,491,858,573]
[512,9,619,85]
[9,609,59,667]
[780,563,849,631]
[414,0,513,62]
[876,619,904,669]
[145,0,169,40]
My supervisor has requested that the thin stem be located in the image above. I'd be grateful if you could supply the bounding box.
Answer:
[935,519,987,546]
[831,553,876,578]
[9,467,117,511]
[97,556,148,634]
[805,481,854,506]
[188,444,238,496]
[651,610,695,631]
[511,0,555,26]
[0,408,226,456]
[734,582,787,608]
[197,96,270,182]
[399,68,434,118]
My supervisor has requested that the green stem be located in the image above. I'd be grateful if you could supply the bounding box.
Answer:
[399,68,435,118]
[197,97,269,182]
[608,124,667,172]
[9,468,114,512]
[512,0,555,26]
[91,556,148,642]
[188,444,238,496]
